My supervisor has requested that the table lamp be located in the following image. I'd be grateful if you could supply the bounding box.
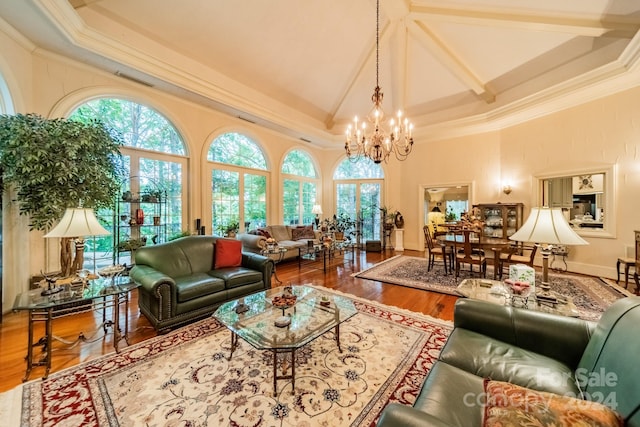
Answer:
[509,207,588,298]
[44,208,111,287]
[312,204,323,228]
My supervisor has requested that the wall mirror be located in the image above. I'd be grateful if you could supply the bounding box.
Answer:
[537,165,616,238]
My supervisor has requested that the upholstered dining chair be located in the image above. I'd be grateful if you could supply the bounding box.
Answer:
[424,226,453,274]
[453,230,487,278]
[497,242,538,279]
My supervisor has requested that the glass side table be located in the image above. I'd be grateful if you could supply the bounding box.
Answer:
[260,246,288,283]
[13,276,139,381]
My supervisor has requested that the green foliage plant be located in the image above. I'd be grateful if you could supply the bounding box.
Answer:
[0,113,124,230]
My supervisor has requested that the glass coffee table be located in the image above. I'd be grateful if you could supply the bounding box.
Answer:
[457,278,580,317]
[212,285,358,395]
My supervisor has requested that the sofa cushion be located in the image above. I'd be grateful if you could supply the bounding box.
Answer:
[175,273,225,303]
[269,225,291,242]
[214,238,243,269]
[277,240,306,251]
[412,361,485,426]
[291,225,315,240]
[439,328,581,396]
[483,379,623,427]
[209,268,263,289]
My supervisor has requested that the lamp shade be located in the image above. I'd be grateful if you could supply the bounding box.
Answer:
[311,204,323,215]
[509,207,588,246]
[44,208,110,238]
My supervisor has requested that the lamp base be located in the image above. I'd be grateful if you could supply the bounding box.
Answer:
[536,281,558,303]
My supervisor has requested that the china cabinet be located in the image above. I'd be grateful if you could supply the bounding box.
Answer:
[473,203,523,239]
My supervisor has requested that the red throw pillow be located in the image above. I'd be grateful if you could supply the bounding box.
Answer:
[215,238,243,269]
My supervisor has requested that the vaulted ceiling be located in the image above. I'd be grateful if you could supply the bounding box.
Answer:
[2,0,640,147]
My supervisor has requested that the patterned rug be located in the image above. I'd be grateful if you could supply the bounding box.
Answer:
[5,286,451,427]
[354,255,627,320]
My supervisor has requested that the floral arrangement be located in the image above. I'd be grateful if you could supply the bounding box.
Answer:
[459,207,485,232]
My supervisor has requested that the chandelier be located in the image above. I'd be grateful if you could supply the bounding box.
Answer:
[344,0,414,164]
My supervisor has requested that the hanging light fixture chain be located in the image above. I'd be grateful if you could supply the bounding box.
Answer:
[376,0,379,89]
[345,0,414,164]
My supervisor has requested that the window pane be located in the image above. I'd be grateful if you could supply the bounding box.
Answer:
[302,182,316,225]
[336,183,357,216]
[212,169,240,235]
[70,98,185,155]
[360,183,381,241]
[282,150,316,177]
[140,158,183,239]
[334,157,384,179]
[283,179,299,225]
[208,132,267,170]
[244,173,267,230]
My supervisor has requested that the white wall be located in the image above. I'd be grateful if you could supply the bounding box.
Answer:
[2,23,640,313]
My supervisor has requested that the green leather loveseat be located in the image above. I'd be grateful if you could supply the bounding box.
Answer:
[130,235,273,332]
[377,297,640,426]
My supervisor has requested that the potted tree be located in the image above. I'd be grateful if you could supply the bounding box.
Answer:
[0,113,124,276]
[333,213,356,241]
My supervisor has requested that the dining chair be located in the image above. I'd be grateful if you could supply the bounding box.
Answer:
[424,226,453,274]
[497,242,538,279]
[453,230,486,278]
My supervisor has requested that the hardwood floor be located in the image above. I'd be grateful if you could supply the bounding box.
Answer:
[0,249,458,393]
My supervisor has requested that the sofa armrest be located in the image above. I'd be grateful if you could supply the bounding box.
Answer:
[236,233,266,252]
[242,252,273,288]
[453,299,595,368]
[130,264,176,297]
[376,403,451,427]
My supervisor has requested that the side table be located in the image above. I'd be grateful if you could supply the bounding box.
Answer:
[550,246,568,271]
[261,246,288,283]
[13,275,139,381]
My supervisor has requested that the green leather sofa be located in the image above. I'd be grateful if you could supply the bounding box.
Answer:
[377,297,640,427]
[130,235,273,332]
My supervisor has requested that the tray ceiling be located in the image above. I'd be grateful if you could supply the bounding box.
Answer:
[1,0,640,147]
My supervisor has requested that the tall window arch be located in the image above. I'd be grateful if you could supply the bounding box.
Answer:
[282,150,319,225]
[208,132,268,234]
[70,98,187,267]
[334,158,384,242]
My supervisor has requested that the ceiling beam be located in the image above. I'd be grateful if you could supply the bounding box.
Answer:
[381,0,411,111]
[410,6,640,38]
[326,21,397,129]
[407,19,495,103]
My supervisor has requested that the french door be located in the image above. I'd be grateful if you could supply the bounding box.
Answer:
[335,181,382,243]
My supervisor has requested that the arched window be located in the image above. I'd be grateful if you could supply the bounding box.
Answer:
[70,98,187,267]
[333,158,384,242]
[282,150,319,225]
[208,132,268,234]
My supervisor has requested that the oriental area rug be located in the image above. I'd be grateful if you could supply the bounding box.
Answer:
[4,287,451,427]
[354,255,627,321]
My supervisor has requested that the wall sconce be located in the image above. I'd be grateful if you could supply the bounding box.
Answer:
[503,185,512,195]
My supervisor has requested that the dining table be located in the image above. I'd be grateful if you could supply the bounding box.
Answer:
[436,232,513,279]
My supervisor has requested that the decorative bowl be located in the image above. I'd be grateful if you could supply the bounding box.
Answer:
[98,265,125,278]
